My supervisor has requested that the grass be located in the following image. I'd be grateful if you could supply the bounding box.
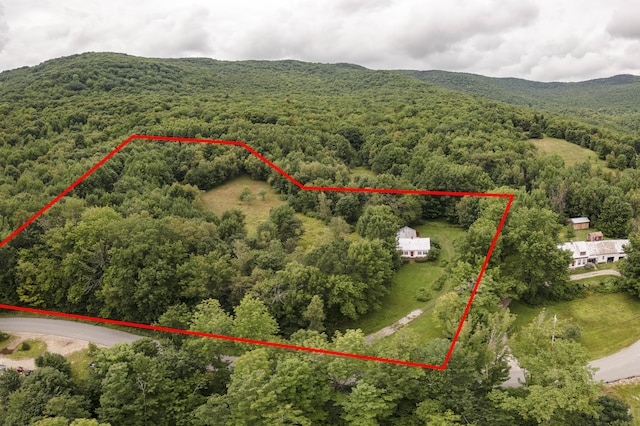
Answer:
[68,348,94,382]
[604,382,640,425]
[343,221,464,335]
[530,137,610,168]
[5,339,47,360]
[509,292,640,359]
[201,174,339,248]
[201,175,285,234]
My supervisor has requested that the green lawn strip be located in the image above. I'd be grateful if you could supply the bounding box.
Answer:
[510,292,640,359]
[344,262,444,334]
[604,383,640,425]
[343,221,463,335]
[530,137,610,168]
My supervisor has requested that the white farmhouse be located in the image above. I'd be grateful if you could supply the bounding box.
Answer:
[558,239,629,269]
[396,226,430,259]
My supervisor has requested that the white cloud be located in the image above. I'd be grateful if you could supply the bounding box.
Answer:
[0,0,638,81]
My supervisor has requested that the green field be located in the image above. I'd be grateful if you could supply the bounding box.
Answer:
[531,137,610,168]
[343,221,464,335]
[201,174,334,248]
[509,292,640,359]
[201,175,286,234]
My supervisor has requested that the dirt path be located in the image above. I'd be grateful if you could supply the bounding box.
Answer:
[365,309,423,344]
[570,269,621,280]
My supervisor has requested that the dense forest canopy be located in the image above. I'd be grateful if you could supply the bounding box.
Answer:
[402,69,640,135]
[1,52,639,424]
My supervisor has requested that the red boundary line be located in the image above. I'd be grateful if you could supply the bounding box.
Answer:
[0,135,514,369]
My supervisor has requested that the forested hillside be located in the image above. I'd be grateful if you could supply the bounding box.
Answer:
[1,53,639,424]
[403,70,640,135]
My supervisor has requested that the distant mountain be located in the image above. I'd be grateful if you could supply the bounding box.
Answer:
[401,70,640,134]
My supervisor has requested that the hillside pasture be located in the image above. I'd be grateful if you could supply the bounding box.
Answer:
[530,137,609,168]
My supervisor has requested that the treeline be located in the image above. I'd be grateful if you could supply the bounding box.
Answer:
[0,308,632,425]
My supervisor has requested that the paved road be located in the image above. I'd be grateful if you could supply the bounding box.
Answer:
[504,339,640,387]
[569,270,621,281]
[590,339,640,383]
[0,318,142,346]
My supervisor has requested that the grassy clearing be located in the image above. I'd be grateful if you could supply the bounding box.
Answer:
[5,339,47,360]
[509,292,640,359]
[201,175,285,234]
[530,137,609,168]
[344,221,464,335]
[201,174,338,248]
[350,167,376,178]
[604,382,640,425]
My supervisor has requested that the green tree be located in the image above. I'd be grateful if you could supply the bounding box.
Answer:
[598,195,633,238]
[339,381,395,425]
[303,295,326,332]
[620,232,640,297]
[355,205,400,241]
[269,204,303,243]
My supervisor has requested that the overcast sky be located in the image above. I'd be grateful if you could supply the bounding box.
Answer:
[1,0,639,82]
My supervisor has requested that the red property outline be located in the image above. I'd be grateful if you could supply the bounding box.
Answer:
[0,135,514,369]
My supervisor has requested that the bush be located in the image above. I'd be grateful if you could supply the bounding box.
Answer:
[19,341,31,351]
[425,239,441,261]
[560,323,582,341]
[433,276,446,291]
[0,331,10,342]
[594,277,622,294]
[415,287,433,302]
[584,263,595,270]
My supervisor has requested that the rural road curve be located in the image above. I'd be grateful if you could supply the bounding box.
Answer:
[569,270,622,280]
[3,317,638,385]
[504,338,640,387]
[0,318,142,346]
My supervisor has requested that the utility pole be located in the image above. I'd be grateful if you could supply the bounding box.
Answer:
[551,314,557,350]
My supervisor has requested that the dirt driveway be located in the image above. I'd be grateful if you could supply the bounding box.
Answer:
[0,332,103,370]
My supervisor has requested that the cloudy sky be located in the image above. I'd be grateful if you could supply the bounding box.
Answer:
[1,0,639,82]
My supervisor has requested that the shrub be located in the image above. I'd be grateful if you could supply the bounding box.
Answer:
[415,287,433,302]
[425,239,441,261]
[433,276,446,291]
[584,263,595,270]
[19,341,31,351]
[560,323,582,341]
[0,331,10,342]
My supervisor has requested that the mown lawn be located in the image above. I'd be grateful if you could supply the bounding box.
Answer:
[604,382,640,425]
[344,221,464,335]
[530,137,610,168]
[509,292,640,359]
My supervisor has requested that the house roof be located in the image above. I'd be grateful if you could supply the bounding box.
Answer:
[558,239,629,259]
[569,217,590,224]
[397,226,417,239]
[397,237,430,252]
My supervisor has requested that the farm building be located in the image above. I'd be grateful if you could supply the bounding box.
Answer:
[587,231,603,242]
[558,239,629,269]
[569,217,590,231]
[396,226,430,259]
